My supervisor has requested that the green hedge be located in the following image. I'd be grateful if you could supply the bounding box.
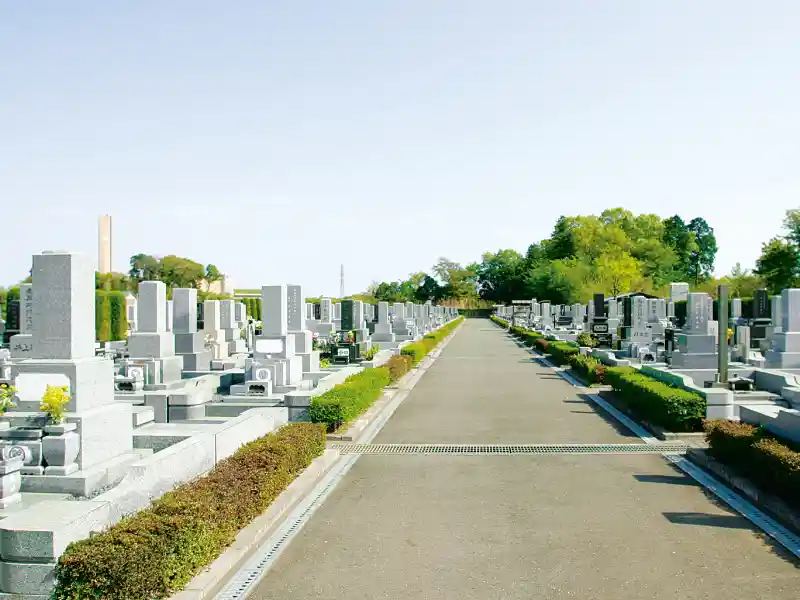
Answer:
[567,354,607,384]
[459,308,492,318]
[95,291,111,342]
[309,367,392,430]
[401,317,464,365]
[94,291,128,342]
[308,354,417,431]
[705,420,800,510]
[604,367,705,432]
[547,341,580,366]
[108,291,128,340]
[54,422,326,600]
[491,315,509,328]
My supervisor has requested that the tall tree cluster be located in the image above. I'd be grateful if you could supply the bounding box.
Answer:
[755,209,800,293]
[368,209,720,306]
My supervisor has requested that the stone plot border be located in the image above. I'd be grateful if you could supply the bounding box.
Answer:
[507,330,800,561]
[205,321,466,600]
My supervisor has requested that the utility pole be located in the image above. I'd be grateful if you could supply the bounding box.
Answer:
[340,264,345,298]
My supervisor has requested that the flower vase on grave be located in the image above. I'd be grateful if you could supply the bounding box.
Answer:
[42,423,80,476]
[0,427,44,475]
[0,445,30,508]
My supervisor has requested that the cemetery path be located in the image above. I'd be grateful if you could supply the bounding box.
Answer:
[247,319,799,600]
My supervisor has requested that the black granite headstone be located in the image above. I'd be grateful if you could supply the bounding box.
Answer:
[341,300,354,331]
[593,293,605,318]
[753,289,770,320]
[6,300,20,332]
[622,297,633,327]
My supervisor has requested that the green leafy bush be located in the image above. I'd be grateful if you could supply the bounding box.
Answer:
[547,341,580,366]
[54,423,326,600]
[604,367,705,432]
[363,344,380,360]
[704,420,800,510]
[576,332,596,348]
[386,355,412,381]
[568,354,606,384]
[309,367,392,430]
[491,315,509,328]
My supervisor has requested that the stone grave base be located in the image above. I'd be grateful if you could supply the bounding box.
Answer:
[765,350,800,369]
[0,409,280,597]
[670,352,718,370]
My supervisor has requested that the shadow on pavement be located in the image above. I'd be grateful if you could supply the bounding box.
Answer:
[575,393,639,439]
[663,512,755,530]
[634,474,696,486]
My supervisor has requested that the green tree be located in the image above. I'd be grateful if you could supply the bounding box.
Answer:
[159,255,205,289]
[128,254,161,282]
[416,275,442,302]
[686,217,718,284]
[755,238,800,294]
[204,264,223,290]
[662,215,698,281]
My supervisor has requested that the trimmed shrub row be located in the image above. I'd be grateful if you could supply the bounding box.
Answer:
[308,367,393,431]
[704,420,800,510]
[54,422,326,600]
[604,367,705,432]
[242,297,262,320]
[308,354,414,431]
[568,354,607,384]
[95,290,128,342]
[547,341,580,366]
[401,317,464,365]
[310,319,462,431]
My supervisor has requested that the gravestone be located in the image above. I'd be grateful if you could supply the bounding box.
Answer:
[220,299,246,355]
[751,288,771,348]
[10,284,33,358]
[287,284,319,373]
[3,300,20,345]
[8,251,133,487]
[173,288,211,371]
[671,293,718,369]
[630,296,652,344]
[765,289,800,368]
[202,300,229,361]
[128,282,183,386]
[669,282,690,302]
[590,293,612,348]
[125,294,137,333]
[373,302,396,342]
[254,285,302,387]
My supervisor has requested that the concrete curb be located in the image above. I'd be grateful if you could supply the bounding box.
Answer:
[169,448,340,600]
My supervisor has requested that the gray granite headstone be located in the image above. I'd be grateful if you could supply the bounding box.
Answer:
[173,288,198,334]
[262,285,288,336]
[137,281,167,333]
[287,285,305,331]
[32,251,95,360]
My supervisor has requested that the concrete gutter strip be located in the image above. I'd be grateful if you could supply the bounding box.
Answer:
[169,448,340,600]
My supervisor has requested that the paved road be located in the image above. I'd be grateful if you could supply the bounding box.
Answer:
[250,319,799,600]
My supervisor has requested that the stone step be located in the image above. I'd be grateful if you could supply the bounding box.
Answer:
[132,405,155,428]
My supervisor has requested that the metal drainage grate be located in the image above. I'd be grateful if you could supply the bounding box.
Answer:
[330,443,688,455]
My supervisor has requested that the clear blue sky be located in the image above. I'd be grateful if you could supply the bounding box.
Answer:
[1,2,797,295]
